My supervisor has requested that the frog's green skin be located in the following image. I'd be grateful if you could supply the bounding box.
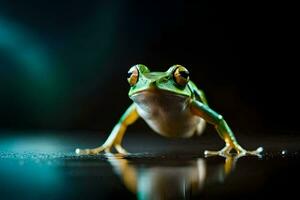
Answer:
[76,64,263,156]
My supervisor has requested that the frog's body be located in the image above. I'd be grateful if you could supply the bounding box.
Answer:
[131,87,204,138]
[76,64,263,156]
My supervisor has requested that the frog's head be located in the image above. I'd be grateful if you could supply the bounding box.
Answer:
[127,64,192,97]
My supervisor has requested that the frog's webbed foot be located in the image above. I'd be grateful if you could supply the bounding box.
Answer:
[75,144,129,155]
[204,145,263,157]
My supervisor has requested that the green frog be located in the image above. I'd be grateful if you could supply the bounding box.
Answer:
[76,64,263,156]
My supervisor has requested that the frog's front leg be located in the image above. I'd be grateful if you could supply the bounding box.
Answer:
[190,100,263,156]
[75,103,139,155]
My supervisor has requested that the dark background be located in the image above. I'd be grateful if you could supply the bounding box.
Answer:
[0,0,298,133]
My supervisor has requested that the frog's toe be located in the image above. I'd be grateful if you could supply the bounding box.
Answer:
[75,146,106,155]
[256,146,264,153]
[75,148,92,155]
[246,147,264,157]
[204,150,226,157]
[204,150,219,156]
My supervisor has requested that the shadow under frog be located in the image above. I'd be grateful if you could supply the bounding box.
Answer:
[105,153,241,200]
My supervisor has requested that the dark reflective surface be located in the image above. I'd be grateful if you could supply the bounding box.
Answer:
[106,153,239,200]
[0,131,300,199]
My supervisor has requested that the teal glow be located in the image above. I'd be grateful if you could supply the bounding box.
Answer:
[0,134,67,199]
[0,17,68,120]
[0,134,64,153]
[0,18,57,84]
[0,2,125,127]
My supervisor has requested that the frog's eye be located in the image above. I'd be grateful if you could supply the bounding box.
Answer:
[127,66,139,86]
[173,66,190,86]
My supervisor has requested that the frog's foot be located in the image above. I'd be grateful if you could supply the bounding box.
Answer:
[204,145,233,157]
[204,146,263,157]
[75,144,129,155]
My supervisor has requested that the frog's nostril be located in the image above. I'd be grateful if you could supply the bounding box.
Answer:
[150,81,156,86]
[148,81,158,88]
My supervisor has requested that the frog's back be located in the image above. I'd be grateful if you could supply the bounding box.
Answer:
[130,90,205,138]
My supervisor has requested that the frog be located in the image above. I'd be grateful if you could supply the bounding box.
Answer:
[75,64,263,156]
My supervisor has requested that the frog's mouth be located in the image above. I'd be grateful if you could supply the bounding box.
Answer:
[130,87,189,99]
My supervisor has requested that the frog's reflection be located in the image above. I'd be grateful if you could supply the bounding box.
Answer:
[106,154,239,200]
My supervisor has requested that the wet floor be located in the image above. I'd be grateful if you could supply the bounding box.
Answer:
[0,131,299,200]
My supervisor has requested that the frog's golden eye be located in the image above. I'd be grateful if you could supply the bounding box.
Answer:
[127,66,139,86]
[173,66,190,86]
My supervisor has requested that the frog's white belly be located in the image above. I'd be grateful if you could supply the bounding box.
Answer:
[130,90,204,138]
